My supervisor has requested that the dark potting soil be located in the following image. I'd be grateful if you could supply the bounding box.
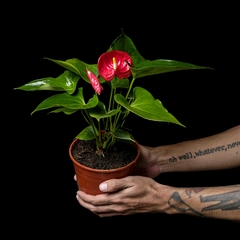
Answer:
[71,139,138,170]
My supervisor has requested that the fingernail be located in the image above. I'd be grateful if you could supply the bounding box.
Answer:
[99,182,107,192]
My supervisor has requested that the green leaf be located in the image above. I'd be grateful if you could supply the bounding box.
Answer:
[97,77,107,84]
[44,58,98,83]
[109,30,145,65]
[109,31,212,79]
[31,87,98,114]
[88,101,121,121]
[115,86,185,126]
[49,108,78,115]
[14,70,80,94]
[112,129,134,142]
[76,126,96,140]
[110,77,129,89]
[131,59,213,79]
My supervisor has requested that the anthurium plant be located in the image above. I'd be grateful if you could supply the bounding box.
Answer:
[15,30,210,156]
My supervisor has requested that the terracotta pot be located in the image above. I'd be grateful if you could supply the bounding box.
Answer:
[69,138,140,195]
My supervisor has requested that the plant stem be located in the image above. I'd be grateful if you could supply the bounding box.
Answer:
[114,77,136,130]
[83,109,100,146]
[125,77,135,99]
[108,79,115,131]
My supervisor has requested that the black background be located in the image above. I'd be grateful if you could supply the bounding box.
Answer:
[4,3,240,237]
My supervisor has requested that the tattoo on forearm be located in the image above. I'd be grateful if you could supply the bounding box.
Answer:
[169,188,240,218]
[168,192,204,216]
[168,141,240,162]
[200,190,240,212]
[186,187,206,197]
[185,186,240,198]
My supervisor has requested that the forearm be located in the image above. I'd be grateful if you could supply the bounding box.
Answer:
[154,125,240,173]
[161,184,240,222]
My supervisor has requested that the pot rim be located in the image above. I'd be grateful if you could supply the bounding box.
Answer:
[69,138,140,173]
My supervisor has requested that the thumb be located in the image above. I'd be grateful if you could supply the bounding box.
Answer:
[99,178,130,193]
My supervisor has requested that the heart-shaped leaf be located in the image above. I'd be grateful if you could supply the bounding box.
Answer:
[45,58,99,83]
[110,77,129,89]
[14,70,79,94]
[115,86,184,126]
[76,126,96,140]
[50,108,78,115]
[112,128,134,142]
[109,30,145,65]
[131,59,213,79]
[88,101,121,121]
[31,87,98,114]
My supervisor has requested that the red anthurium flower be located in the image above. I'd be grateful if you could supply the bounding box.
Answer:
[86,68,103,95]
[98,50,133,81]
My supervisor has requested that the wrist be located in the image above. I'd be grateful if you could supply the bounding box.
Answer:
[156,184,181,214]
[150,145,173,174]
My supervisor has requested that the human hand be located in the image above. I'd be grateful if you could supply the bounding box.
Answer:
[134,145,162,178]
[75,175,167,217]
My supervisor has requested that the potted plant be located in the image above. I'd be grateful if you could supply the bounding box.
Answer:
[14,30,210,195]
